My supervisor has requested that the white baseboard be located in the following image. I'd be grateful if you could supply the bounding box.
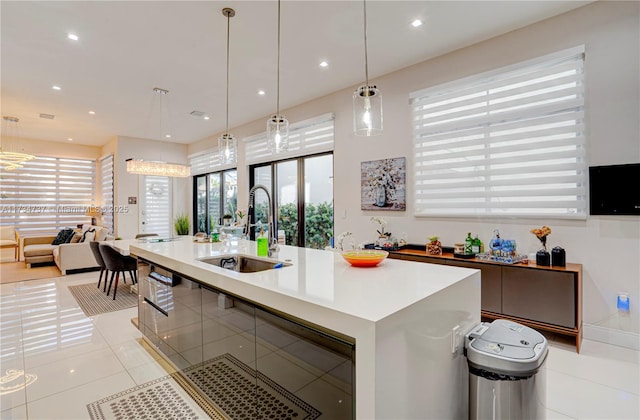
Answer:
[583,323,640,350]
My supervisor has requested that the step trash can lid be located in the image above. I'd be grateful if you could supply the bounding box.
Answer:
[465,319,548,375]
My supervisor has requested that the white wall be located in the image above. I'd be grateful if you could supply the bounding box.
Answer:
[112,136,189,239]
[189,1,640,337]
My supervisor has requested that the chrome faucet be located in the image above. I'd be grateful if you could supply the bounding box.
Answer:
[246,184,279,256]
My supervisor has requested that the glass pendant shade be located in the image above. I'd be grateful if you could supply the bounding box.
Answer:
[218,133,237,164]
[267,114,289,153]
[353,84,383,136]
[220,8,237,165]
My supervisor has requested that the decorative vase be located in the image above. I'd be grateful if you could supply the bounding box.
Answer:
[375,185,386,207]
[377,236,390,248]
[536,249,550,266]
[426,240,442,255]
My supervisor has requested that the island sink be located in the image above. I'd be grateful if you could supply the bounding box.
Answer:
[198,254,291,273]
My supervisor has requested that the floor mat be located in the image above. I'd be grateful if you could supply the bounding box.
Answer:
[185,353,322,419]
[68,282,138,317]
[87,374,220,420]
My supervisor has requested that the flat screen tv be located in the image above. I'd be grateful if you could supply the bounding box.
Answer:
[589,163,640,215]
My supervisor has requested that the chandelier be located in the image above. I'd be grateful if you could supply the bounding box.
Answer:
[125,87,190,178]
[1,116,35,171]
[126,159,190,178]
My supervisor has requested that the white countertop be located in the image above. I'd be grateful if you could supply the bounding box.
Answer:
[124,237,477,324]
[124,236,481,419]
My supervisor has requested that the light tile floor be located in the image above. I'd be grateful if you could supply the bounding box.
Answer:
[1,272,639,419]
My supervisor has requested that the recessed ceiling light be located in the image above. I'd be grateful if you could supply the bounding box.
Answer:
[52,85,61,91]
[203,116,210,120]
[88,110,95,115]
[319,61,328,68]
[67,33,79,41]
[257,90,265,96]
[165,134,172,138]
[411,19,423,28]
[67,138,73,141]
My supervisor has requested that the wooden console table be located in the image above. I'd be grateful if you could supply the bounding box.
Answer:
[389,248,583,352]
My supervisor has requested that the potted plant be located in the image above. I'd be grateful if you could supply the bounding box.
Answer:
[234,209,246,227]
[174,214,190,235]
[426,236,442,255]
[222,213,233,226]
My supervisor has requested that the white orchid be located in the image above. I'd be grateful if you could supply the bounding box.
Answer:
[370,217,390,237]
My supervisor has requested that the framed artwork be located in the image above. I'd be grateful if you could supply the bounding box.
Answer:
[361,157,406,211]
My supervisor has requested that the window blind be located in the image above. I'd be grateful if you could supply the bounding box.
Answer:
[244,113,334,165]
[189,149,235,176]
[142,175,171,237]
[0,156,96,235]
[100,155,114,234]
[411,47,586,219]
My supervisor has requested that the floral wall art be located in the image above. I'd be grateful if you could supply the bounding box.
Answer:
[361,157,406,211]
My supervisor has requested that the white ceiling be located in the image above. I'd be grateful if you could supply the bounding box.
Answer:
[1,0,592,147]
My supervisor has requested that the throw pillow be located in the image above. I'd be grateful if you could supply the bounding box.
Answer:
[70,233,82,243]
[80,228,96,243]
[94,228,108,242]
[64,231,77,243]
[52,229,74,245]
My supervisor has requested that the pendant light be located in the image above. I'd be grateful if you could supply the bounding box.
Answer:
[126,87,190,178]
[266,0,289,153]
[353,0,382,136]
[219,7,237,165]
[0,116,35,171]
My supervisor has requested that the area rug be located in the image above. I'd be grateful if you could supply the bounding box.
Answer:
[68,282,138,317]
[185,353,321,419]
[87,374,223,420]
[0,261,61,284]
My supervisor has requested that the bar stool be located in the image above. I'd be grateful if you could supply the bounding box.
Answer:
[89,241,108,291]
[99,243,137,300]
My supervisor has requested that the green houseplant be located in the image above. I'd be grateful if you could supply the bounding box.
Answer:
[174,214,190,235]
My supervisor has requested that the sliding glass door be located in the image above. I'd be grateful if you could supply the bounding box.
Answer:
[250,153,333,249]
[193,169,237,234]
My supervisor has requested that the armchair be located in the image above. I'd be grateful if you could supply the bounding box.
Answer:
[0,226,20,261]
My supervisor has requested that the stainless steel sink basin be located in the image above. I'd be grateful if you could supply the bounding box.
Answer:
[198,254,291,273]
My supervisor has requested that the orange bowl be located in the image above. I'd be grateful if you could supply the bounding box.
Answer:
[341,250,388,267]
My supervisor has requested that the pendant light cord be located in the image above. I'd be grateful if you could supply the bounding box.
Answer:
[363,0,369,88]
[225,10,230,134]
[276,0,281,116]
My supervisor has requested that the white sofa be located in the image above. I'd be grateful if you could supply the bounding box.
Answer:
[23,225,111,275]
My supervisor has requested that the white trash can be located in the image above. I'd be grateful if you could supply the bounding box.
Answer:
[465,319,548,420]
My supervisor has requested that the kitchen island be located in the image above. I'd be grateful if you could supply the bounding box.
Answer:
[129,237,481,419]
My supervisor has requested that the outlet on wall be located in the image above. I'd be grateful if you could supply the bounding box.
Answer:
[617,293,630,312]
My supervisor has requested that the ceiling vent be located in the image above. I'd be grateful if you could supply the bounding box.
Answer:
[39,113,55,119]
[190,110,206,117]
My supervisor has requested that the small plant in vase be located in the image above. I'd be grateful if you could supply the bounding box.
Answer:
[234,209,246,227]
[370,217,392,247]
[174,214,190,235]
[426,236,442,255]
[222,214,233,226]
[531,225,551,266]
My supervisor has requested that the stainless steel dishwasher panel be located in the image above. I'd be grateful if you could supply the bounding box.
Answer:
[137,259,203,371]
[138,260,174,348]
